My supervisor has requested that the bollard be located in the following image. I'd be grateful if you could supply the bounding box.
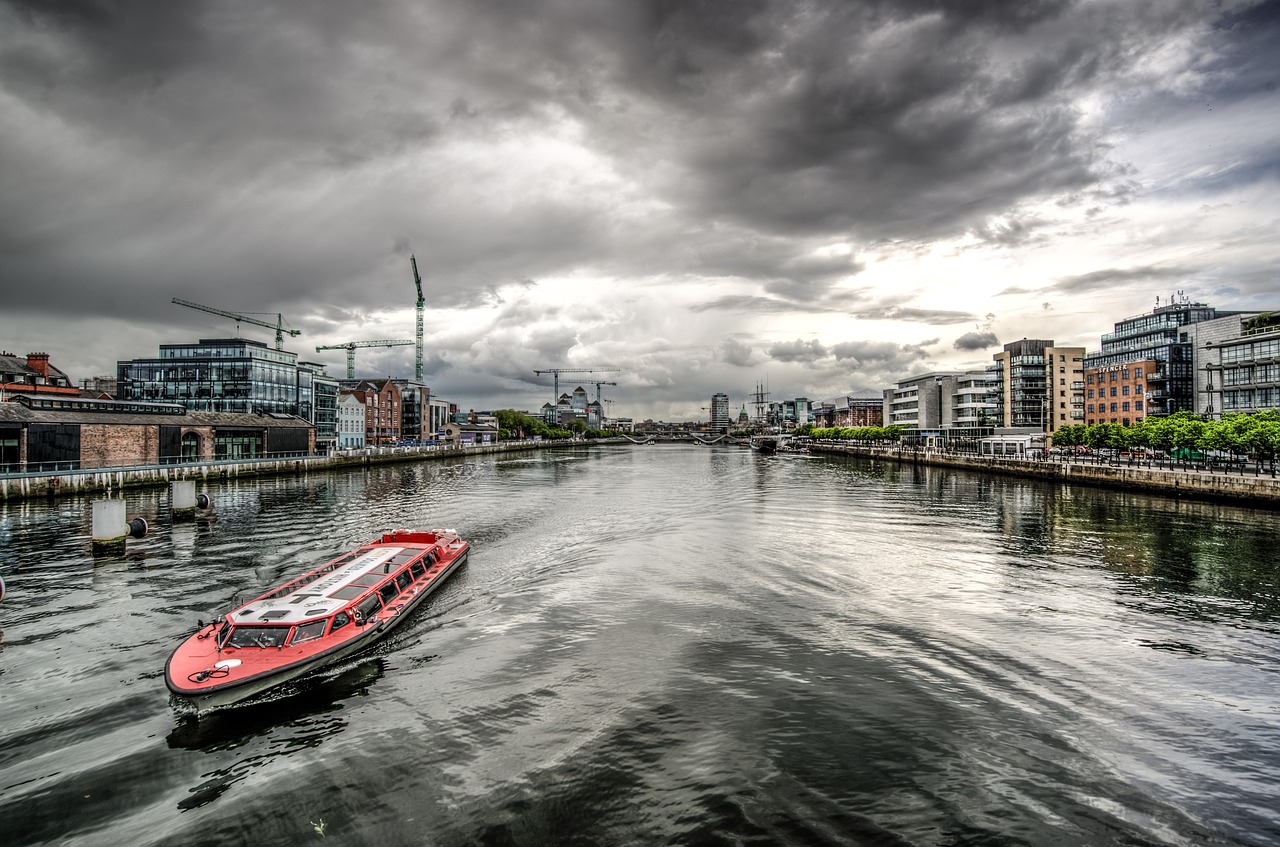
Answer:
[171,480,197,521]
[196,492,212,510]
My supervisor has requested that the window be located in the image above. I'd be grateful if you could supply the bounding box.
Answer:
[395,570,413,591]
[227,626,290,648]
[1087,374,1095,384]
[1135,385,1144,395]
[1110,403,1118,412]
[330,611,351,632]
[1110,372,1118,382]
[1122,401,1130,411]
[1122,385,1130,395]
[1088,389,1095,398]
[1136,367,1143,377]
[1087,404,1095,413]
[1121,368,1130,379]
[378,581,399,605]
[1110,387,1117,397]
[291,618,328,645]
[1135,400,1143,410]
[355,594,382,623]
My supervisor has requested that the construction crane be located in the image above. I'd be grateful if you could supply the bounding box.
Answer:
[533,367,620,407]
[410,255,425,383]
[172,297,300,350]
[316,339,414,379]
[593,381,617,404]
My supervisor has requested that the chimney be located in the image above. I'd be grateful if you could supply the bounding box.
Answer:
[27,352,50,378]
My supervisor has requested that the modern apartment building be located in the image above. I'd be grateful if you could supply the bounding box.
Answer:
[710,392,730,432]
[1084,298,1228,417]
[989,339,1051,428]
[1187,311,1278,418]
[1044,346,1086,433]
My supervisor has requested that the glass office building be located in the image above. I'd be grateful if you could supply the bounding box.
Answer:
[118,339,335,427]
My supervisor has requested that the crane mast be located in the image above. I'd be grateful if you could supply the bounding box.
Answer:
[316,339,414,379]
[593,381,617,404]
[410,255,425,383]
[172,297,300,350]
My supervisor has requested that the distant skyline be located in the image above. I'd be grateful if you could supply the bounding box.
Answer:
[3,1,1278,420]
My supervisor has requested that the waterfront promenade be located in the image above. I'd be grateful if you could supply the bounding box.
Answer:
[811,441,1280,507]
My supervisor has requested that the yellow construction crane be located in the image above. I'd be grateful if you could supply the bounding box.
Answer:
[316,339,413,379]
[172,297,300,350]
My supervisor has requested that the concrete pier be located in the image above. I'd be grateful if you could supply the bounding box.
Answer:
[91,499,128,554]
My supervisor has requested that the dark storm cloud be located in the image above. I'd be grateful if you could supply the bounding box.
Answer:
[954,331,1000,351]
[719,336,756,368]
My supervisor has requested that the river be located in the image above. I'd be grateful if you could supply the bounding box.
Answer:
[1,445,1278,846]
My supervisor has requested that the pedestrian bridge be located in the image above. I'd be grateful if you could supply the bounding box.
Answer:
[620,433,734,445]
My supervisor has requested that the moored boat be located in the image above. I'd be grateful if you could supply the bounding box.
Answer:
[165,528,469,713]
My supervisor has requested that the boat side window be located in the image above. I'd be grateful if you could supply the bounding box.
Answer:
[330,611,351,633]
[410,561,426,579]
[378,581,399,605]
[291,618,327,646]
[227,625,290,648]
[394,570,412,591]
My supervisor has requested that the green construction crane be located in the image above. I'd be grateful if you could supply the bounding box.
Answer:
[317,339,414,379]
[172,297,300,350]
[410,255,425,383]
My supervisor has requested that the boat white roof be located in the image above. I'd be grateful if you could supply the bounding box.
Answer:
[232,545,419,626]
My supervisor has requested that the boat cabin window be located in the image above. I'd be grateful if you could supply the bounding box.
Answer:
[227,625,290,649]
[328,585,365,601]
[410,561,425,578]
[291,618,327,645]
[394,570,412,591]
[330,611,351,633]
[378,581,400,605]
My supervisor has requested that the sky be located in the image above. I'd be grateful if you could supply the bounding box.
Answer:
[2,0,1278,422]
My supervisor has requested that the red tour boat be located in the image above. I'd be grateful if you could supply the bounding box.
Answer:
[165,528,469,713]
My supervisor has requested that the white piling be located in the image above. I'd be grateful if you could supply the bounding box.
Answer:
[92,499,128,553]
[172,480,197,520]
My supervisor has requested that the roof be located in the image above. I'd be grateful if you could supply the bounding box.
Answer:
[445,423,499,433]
[0,352,74,387]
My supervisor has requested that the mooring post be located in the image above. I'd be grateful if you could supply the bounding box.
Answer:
[91,499,147,555]
[171,480,197,521]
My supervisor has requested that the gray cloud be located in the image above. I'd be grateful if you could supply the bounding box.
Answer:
[851,306,977,324]
[767,338,828,364]
[954,331,1000,351]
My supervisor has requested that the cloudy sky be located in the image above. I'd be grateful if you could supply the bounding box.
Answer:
[2,0,1278,420]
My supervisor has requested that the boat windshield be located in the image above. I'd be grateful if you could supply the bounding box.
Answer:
[226,625,290,649]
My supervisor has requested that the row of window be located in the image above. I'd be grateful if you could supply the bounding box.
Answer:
[1221,363,1280,386]
[1086,367,1146,384]
[1087,384,1145,398]
[1223,388,1280,408]
[1087,401,1145,413]
[225,548,442,649]
[1220,338,1280,364]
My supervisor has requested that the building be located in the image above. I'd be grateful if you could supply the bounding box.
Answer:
[710,393,730,432]
[1044,346,1086,434]
[989,339,1052,429]
[1,352,79,398]
[1188,311,1278,418]
[1083,298,1230,417]
[443,422,499,447]
[117,338,340,447]
[0,394,314,472]
[336,393,366,449]
[812,396,884,428]
[343,379,401,444]
[1084,359,1157,426]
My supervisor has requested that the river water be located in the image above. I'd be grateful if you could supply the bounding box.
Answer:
[1,445,1279,847]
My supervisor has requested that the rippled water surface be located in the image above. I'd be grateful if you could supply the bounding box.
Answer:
[2,445,1280,846]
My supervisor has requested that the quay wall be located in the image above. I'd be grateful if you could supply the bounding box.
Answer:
[0,440,608,502]
[811,443,1280,507]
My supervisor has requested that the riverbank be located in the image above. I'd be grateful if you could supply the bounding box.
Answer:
[810,442,1280,507]
[0,439,623,502]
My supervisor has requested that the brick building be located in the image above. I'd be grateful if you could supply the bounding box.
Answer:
[1084,359,1157,426]
[0,395,314,472]
[1,352,79,398]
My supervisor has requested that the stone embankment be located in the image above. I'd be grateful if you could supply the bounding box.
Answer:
[0,440,616,502]
[810,442,1280,507]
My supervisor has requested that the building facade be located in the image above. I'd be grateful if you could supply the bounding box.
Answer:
[1084,359,1157,426]
[344,379,401,444]
[1083,299,1226,417]
[710,393,730,432]
[1044,346,1086,434]
[1188,312,1279,418]
[989,339,1051,428]
[0,394,314,472]
[336,393,366,449]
